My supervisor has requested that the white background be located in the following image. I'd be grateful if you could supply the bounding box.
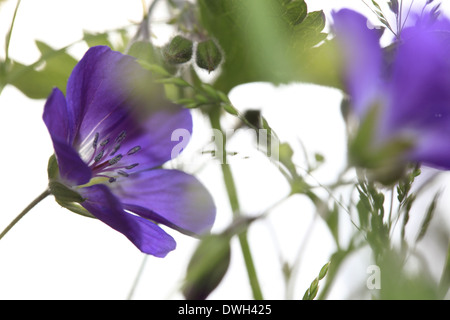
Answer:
[1,0,450,300]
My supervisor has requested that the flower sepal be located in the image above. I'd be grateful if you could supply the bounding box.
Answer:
[47,154,59,181]
[348,106,414,185]
[49,180,84,204]
[55,199,95,219]
[47,154,94,218]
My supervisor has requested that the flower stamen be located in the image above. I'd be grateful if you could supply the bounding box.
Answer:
[116,130,127,143]
[109,154,123,165]
[94,150,105,163]
[125,163,139,170]
[100,138,110,147]
[127,146,141,155]
[92,132,100,149]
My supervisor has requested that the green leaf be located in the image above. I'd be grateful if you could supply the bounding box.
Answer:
[325,203,340,245]
[294,10,326,34]
[83,30,113,48]
[284,0,307,26]
[8,41,77,99]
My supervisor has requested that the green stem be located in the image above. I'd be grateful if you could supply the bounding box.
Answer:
[0,0,21,95]
[208,107,263,300]
[0,189,51,241]
[4,0,22,67]
[439,240,450,299]
[127,254,148,300]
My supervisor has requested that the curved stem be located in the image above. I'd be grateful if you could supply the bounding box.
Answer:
[0,189,51,241]
[208,107,263,300]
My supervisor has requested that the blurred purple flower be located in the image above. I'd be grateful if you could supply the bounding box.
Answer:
[332,8,450,173]
[43,46,216,257]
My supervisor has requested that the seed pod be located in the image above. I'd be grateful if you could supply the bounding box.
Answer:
[163,35,193,64]
[195,39,222,73]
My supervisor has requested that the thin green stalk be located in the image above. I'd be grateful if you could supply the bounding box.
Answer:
[1,0,22,95]
[0,189,51,241]
[208,107,263,300]
[4,0,21,67]
[127,254,148,300]
[439,240,450,299]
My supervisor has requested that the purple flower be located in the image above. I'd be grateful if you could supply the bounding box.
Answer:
[332,9,450,175]
[43,46,216,257]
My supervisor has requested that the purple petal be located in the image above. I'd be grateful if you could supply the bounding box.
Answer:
[50,138,92,185]
[385,21,450,135]
[79,184,176,257]
[409,128,450,170]
[66,46,135,144]
[43,88,92,185]
[43,88,74,144]
[65,45,192,170]
[110,106,192,171]
[332,9,384,117]
[110,169,216,236]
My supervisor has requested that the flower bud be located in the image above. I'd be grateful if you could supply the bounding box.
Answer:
[182,234,231,300]
[195,39,222,73]
[163,35,193,64]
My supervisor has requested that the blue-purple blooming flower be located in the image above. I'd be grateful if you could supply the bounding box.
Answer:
[332,8,450,178]
[43,46,216,257]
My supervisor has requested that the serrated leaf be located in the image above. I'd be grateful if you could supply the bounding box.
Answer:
[294,10,326,34]
[284,0,307,26]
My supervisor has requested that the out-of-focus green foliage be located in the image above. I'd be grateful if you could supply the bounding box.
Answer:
[197,0,340,93]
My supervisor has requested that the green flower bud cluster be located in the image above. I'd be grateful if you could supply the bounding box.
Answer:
[163,35,223,73]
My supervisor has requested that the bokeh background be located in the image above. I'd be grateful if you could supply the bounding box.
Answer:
[1,0,450,299]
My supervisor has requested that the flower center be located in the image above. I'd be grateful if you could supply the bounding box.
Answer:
[83,130,141,184]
